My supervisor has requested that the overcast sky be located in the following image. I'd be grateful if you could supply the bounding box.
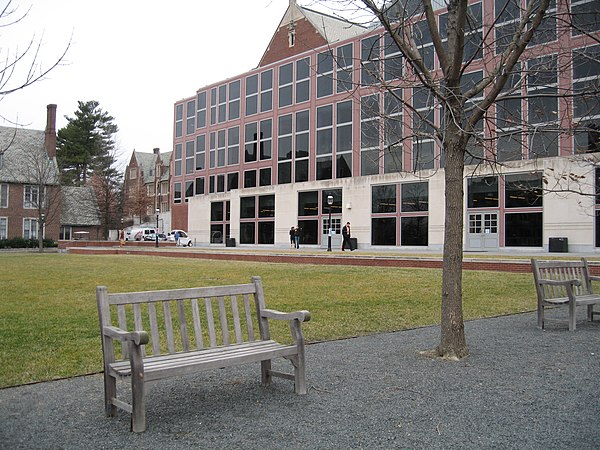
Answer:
[1,0,293,168]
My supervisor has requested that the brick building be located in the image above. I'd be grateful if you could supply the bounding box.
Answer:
[171,0,600,252]
[0,105,61,241]
[123,148,172,232]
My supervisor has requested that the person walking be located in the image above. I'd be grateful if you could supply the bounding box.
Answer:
[289,226,296,248]
[341,222,354,251]
[294,226,301,249]
[174,230,180,247]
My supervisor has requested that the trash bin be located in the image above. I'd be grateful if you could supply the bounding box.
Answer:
[549,237,568,253]
[226,237,236,247]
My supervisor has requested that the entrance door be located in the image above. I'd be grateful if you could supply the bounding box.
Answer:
[467,212,499,251]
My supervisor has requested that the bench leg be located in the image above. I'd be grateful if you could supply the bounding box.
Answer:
[290,354,307,395]
[569,300,576,331]
[103,373,117,417]
[261,360,272,387]
[129,344,146,433]
[537,304,544,330]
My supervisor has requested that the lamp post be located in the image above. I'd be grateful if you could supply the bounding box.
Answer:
[155,208,160,248]
[327,194,333,252]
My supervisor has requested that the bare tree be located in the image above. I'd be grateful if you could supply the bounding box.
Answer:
[0,1,70,122]
[2,138,61,251]
[309,0,599,358]
[126,182,153,225]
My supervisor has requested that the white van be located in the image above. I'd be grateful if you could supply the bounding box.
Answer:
[126,227,157,241]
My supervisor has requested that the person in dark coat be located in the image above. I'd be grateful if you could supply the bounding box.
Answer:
[341,222,354,251]
[294,226,301,249]
[289,227,296,248]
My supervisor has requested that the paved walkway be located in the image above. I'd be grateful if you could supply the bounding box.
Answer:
[1,309,598,449]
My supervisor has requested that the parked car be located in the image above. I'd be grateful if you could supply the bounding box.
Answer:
[126,227,157,241]
[143,233,167,242]
[167,230,193,247]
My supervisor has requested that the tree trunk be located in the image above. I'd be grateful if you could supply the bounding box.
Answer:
[437,135,468,359]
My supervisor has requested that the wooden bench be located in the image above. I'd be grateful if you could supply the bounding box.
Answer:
[531,258,600,331]
[96,276,310,432]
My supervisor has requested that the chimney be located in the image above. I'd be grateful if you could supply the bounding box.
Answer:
[153,147,160,155]
[45,104,57,158]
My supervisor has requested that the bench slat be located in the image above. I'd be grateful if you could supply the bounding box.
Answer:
[110,341,297,382]
[191,298,204,350]
[117,304,128,359]
[177,299,189,352]
[163,301,175,354]
[148,303,161,356]
[217,296,229,346]
[205,298,217,347]
[106,284,257,306]
[231,295,243,344]
[243,294,255,341]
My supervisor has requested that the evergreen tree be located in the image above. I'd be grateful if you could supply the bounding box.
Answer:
[57,100,118,186]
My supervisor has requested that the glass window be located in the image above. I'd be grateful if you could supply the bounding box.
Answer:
[211,201,224,221]
[174,182,182,203]
[572,0,600,36]
[227,127,239,165]
[505,212,543,246]
[298,219,318,244]
[337,43,353,93]
[244,122,258,163]
[321,189,342,214]
[244,170,256,188]
[245,74,258,116]
[296,57,310,103]
[259,167,271,186]
[185,141,194,174]
[298,191,318,216]
[372,185,396,213]
[279,63,293,108]
[185,180,194,198]
[278,161,292,184]
[240,196,255,219]
[0,184,7,208]
[195,177,205,195]
[401,217,428,246]
[468,176,499,208]
[258,195,275,218]
[372,217,396,245]
[317,51,334,97]
[505,173,543,208]
[361,35,380,85]
[260,70,273,112]
[227,172,238,191]
[195,135,206,171]
[175,103,183,138]
[383,32,403,81]
[240,222,255,244]
[196,92,207,129]
[23,185,39,208]
[258,221,275,244]
[186,99,196,135]
[260,119,272,160]
[401,182,428,212]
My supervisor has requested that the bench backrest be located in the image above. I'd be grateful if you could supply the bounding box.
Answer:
[531,258,594,301]
[97,276,271,362]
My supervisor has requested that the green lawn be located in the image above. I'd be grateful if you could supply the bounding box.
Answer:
[0,253,536,388]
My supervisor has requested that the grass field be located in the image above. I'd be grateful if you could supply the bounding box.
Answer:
[0,253,536,388]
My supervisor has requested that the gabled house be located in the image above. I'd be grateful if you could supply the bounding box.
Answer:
[0,105,61,241]
[123,148,171,232]
[60,186,102,240]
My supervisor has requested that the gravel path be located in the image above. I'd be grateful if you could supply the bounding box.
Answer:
[1,309,598,449]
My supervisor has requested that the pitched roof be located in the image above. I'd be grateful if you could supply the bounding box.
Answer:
[61,186,101,226]
[258,2,367,67]
[133,150,158,184]
[0,126,60,185]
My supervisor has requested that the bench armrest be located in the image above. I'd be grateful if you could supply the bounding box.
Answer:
[261,309,311,322]
[537,278,582,287]
[103,326,149,345]
[589,275,600,283]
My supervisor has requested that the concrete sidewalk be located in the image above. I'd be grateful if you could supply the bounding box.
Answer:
[0,309,598,449]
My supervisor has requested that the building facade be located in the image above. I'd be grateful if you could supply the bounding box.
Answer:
[123,148,172,232]
[0,105,61,241]
[172,0,600,252]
